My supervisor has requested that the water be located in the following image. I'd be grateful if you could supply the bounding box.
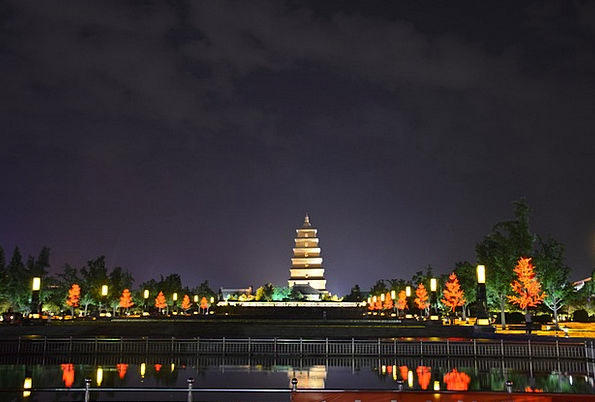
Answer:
[1,354,593,401]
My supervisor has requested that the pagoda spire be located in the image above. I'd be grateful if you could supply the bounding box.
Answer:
[303,214,311,227]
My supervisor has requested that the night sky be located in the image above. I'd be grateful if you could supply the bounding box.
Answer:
[1,1,594,296]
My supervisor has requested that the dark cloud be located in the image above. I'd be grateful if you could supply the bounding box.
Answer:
[1,1,594,295]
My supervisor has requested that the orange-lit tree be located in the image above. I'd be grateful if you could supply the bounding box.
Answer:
[155,291,167,313]
[181,294,191,314]
[396,290,408,316]
[415,283,429,318]
[119,289,134,313]
[66,284,80,317]
[441,273,466,319]
[383,292,393,311]
[200,296,209,314]
[508,257,546,312]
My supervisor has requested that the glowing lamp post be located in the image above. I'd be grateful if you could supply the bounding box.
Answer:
[429,278,440,321]
[476,265,490,326]
[100,285,108,317]
[143,290,149,316]
[172,293,178,315]
[31,277,41,319]
[405,286,412,318]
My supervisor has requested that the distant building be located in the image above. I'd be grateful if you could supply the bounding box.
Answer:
[288,215,328,301]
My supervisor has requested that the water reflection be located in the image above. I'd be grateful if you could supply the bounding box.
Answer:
[0,354,593,401]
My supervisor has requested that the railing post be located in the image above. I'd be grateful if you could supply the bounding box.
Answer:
[291,377,298,391]
[84,378,92,402]
[187,377,195,402]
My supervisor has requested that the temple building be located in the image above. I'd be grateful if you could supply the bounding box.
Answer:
[288,215,328,300]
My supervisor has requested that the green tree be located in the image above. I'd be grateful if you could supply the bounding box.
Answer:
[255,283,274,301]
[5,248,29,311]
[452,261,476,320]
[476,199,535,329]
[534,236,571,328]
[79,256,109,307]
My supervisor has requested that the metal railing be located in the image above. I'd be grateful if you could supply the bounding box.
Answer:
[1,336,590,361]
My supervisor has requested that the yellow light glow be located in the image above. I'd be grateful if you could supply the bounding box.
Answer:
[381,293,385,302]
[477,318,491,326]
[101,285,108,297]
[194,295,199,303]
[373,296,377,303]
[23,376,32,398]
[143,289,149,299]
[32,277,41,291]
[210,297,214,303]
[430,278,437,292]
[173,293,178,301]
[391,290,396,299]
[381,365,386,375]
[434,380,440,391]
[171,363,175,372]
[140,363,146,378]
[406,286,411,297]
[477,265,486,284]
[96,367,103,387]
[407,370,413,388]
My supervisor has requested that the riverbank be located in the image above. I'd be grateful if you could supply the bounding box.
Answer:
[2,317,593,340]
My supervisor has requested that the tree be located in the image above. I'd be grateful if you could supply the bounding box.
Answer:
[5,248,29,311]
[119,289,134,313]
[476,199,535,329]
[200,296,209,314]
[66,284,81,316]
[155,291,167,313]
[441,273,466,319]
[255,283,274,301]
[508,257,546,311]
[534,236,571,329]
[181,294,191,313]
[452,261,476,320]
[415,283,429,317]
[383,292,393,310]
[396,290,408,314]
[79,256,109,307]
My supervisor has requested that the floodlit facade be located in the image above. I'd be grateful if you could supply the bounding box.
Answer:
[288,215,327,300]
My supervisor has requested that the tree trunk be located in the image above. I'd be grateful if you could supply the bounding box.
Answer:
[499,296,507,329]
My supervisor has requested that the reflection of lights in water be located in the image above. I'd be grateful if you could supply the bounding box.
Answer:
[408,370,413,388]
[61,364,75,387]
[117,363,128,380]
[23,377,32,398]
[433,380,440,391]
[392,365,397,381]
[416,366,431,390]
[288,365,326,389]
[443,368,470,391]
[171,363,175,372]
[381,364,386,375]
[140,363,146,378]
[96,367,103,387]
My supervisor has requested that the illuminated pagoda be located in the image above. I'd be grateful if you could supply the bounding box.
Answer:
[288,214,327,300]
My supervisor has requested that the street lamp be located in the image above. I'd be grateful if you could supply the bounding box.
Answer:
[429,278,440,321]
[100,285,108,317]
[143,290,149,316]
[476,265,490,326]
[405,286,412,319]
[172,293,178,315]
[31,277,41,319]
